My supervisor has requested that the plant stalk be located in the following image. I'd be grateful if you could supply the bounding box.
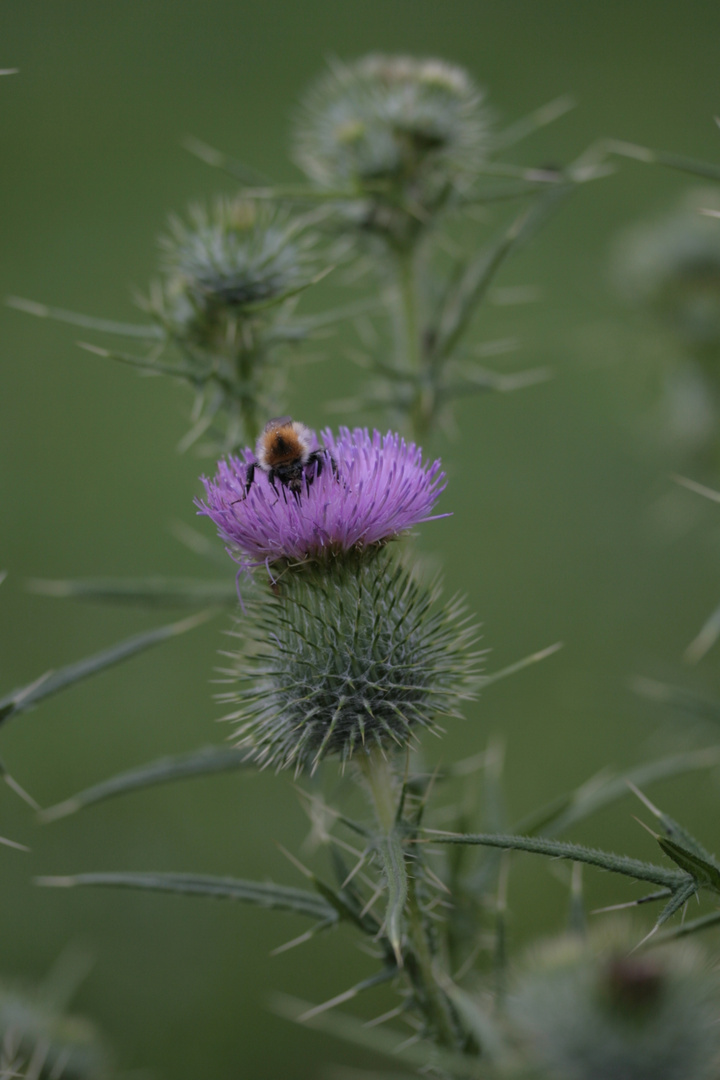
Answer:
[359,748,458,1048]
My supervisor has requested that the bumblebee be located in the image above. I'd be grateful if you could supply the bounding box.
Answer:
[243,417,337,497]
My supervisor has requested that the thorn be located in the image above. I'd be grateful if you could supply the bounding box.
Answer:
[273,842,314,880]
[632,815,661,840]
[630,923,659,953]
[626,781,662,819]
[3,772,40,811]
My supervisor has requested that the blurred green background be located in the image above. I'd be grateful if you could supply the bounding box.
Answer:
[3,2,720,1077]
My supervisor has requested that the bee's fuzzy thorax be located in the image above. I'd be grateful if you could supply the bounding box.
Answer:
[256,417,314,471]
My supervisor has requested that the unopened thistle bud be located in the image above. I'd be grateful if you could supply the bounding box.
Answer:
[219,551,480,773]
[199,423,481,771]
[294,55,490,246]
[509,929,720,1080]
[150,198,316,350]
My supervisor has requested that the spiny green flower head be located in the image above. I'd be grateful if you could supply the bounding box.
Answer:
[150,198,316,349]
[509,929,720,1080]
[615,187,720,353]
[0,980,111,1080]
[219,550,481,773]
[294,55,490,245]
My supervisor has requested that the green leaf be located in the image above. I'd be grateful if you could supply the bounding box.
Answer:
[294,968,397,1022]
[5,296,164,339]
[30,576,237,609]
[657,838,720,892]
[377,832,408,966]
[273,995,484,1077]
[424,831,687,888]
[40,745,251,822]
[516,746,720,838]
[435,186,573,361]
[478,642,563,690]
[76,342,203,382]
[36,872,337,921]
[0,609,214,726]
[652,879,699,931]
[494,94,576,151]
[653,909,720,942]
[606,140,720,182]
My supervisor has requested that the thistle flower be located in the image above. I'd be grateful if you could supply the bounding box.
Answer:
[510,929,720,1080]
[197,425,447,572]
[219,550,481,772]
[294,54,489,246]
[150,197,316,349]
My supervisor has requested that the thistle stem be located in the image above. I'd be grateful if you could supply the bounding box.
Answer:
[394,248,434,440]
[359,748,458,1049]
[236,347,260,446]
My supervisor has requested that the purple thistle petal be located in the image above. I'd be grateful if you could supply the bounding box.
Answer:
[197,426,447,570]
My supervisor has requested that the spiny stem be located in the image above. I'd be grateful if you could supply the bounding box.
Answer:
[236,346,260,445]
[394,248,434,440]
[358,748,458,1049]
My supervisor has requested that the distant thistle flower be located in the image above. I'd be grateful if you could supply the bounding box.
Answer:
[197,425,447,572]
[295,54,489,246]
[615,187,720,352]
[219,550,481,772]
[150,197,316,349]
[510,929,720,1080]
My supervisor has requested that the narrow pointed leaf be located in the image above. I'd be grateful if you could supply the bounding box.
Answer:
[657,838,720,892]
[517,746,720,838]
[77,342,202,382]
[436,185,572,361]
[296,968,396,1022]
[0,610,214,726]
[478,642,563,690]
[653,879,699,931]
[425,830,688,887]
[494,94,576,151]
[30,576,237,609]
[240,266,334,314]
[653,910,720,942]
[607,140,720,182]
[40,745,251,822]
[273,996,483,1077]
[6,297,163,339]
[36,872,337,920]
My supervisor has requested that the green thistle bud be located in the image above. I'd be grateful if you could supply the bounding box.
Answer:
[509,928,720,1080]
[220,550,481,773]
[294,54,490,248]
[0,980,111,1080]
[150,197,315,350]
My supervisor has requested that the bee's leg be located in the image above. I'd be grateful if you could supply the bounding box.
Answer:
[231,461,255,506]
[268,469,283,504]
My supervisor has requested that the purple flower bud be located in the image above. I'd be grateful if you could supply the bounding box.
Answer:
[197,426,447,571]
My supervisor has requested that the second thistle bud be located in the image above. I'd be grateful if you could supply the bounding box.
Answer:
[153,198,315,350]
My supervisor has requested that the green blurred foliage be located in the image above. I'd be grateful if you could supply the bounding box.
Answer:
[3,2,720,1077]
